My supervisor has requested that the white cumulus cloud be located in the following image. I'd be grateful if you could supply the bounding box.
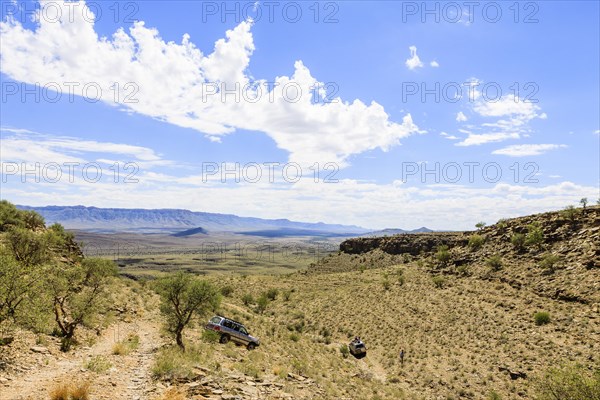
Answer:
[0,1,421,167]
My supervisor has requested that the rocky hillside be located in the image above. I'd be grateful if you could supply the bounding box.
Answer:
[313,206,600,303]
[2,205,599,400]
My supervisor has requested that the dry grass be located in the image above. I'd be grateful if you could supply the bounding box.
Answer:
[49,381,90,400]
[112,333,140,355]
[159,387,186,400]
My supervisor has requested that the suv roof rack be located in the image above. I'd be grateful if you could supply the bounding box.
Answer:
[216,315,244,326]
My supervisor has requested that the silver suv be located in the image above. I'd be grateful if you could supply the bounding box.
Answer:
[205,315,260,350]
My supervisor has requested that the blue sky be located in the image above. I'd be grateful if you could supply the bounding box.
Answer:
[0,0,598,230]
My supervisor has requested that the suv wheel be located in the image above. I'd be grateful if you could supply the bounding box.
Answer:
[247,342,256,350]
[219,334,230,344]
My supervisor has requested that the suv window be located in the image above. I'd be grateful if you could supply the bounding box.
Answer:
[210,316,222,324]
[239,327,248,335]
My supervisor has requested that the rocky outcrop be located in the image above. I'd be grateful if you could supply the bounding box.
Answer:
[340,232,468,256]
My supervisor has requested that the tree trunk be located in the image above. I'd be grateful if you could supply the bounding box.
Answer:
[176,326,185,352]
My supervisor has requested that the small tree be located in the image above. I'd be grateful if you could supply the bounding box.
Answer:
[580,198,588,210]
[156,272,220,351]
[49,258,117,351]
[475,221,487,231]
[0,248,47,325]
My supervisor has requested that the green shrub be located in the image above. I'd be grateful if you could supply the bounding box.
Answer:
[266,288,279,301]
[435,245,451,266]
[468,234,485,250]
[456,265,470,276]
[539,253,561,273]
[85,355,112,373]
[282,290,292,301]
[201,329,220,343]
[220,285,234,297]
[487,391,502,400]
[561,205,580,222]
[496,218,509,232]
[475,221,487,230]
[511,233,526,251]
[256,294,269,314]
[289,333,300,342]
[152,346,201,380]
[534,312,551,326]
[21,210,45,230]
[0,200,25,232]
[112,334,140,355]
[382,279,391,291]
[486,255,503,271]
[432,275,446,288]
[242,293,254,306]
[525,223,544,249]
[340,344,349,358]
[535,363,600,400]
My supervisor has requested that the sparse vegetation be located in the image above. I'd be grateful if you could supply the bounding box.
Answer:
[534,312,551,326]
[486,255,503,271]
[511,233,526,252]
[561,205,580,222]
[487,390,502,400]
[266,288,279,301]
[525,223,544,249]
[435,245,451,266]
[85,355,112,373]
[382,278,391,290]
[496,218,508,232]
[432,275,446,288]
[468,234,485,250]
[220,285,234,297]
[241,293,254,306]
[475,221,486,230]
[256,293,269,314]
[112,334,140,355]
[2,200,599,400]
[539,253,562,273]
[152,345,202,380]
[339,343,349,358]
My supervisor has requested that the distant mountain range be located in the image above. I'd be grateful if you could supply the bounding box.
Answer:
[17,205,431,237]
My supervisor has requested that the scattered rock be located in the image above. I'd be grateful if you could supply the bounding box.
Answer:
[29,346,49,354]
